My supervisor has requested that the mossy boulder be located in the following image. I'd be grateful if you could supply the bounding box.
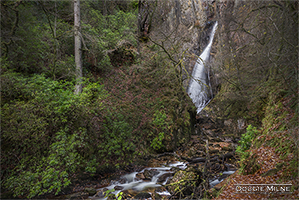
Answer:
[167,168,202,198]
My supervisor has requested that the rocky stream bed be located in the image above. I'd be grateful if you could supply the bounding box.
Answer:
[54,113,241,200]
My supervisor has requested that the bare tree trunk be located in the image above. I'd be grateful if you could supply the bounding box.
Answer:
[74,0,82,94]
[103,0,107,16]
[137,0,142,57]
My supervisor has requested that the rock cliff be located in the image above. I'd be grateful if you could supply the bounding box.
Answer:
[140,0,218,88]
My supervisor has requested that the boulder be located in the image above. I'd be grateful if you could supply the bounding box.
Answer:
[167,168,202,197]
[122,189,138,199]
[136,172,145,180]
[134,192,152,199]
[114,186,124,191]
[157,172,174,184]
[143,169,159,180]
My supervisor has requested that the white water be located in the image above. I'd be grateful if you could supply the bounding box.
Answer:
[209,170,236,187]
[92,161,187,199]
[188,22,218,113]
[91,159,236,199]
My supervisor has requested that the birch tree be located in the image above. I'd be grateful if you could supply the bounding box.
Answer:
[74,0,82,94]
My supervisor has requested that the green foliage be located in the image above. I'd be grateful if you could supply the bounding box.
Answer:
[236,125,258,174]
[151,132,165,150]
[236,125,258,154]
[98,111,137,167]
[104,189,114,199]
[117,191,124,200]
[1,2,75,79]
[81,2,137,72]
[1,1,196,198]
[104,188,123,200]
[150,109,170,151]
[4,128,82,198]
[1,72,107,198]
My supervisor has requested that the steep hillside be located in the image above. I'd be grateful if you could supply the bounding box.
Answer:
[208,0,298,198]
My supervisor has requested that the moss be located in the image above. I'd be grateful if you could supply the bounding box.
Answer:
[241,153,261,175]
[253,136,265,149]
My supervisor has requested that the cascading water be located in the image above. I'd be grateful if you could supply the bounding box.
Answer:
[91,161,187,199]
[188,22,218,114]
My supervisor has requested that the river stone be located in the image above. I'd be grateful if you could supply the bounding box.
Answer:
[157,172,174,184]
[136,172,145,179]
[114,185,124,190]
[122,189,138,199]
[143,169,159,180]
[84,187,96,196]
[218,174,229,181]
[134,192,152,199]
[95,188,108,198]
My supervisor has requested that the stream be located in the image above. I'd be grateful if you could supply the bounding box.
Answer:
[90,161,187,199]
[88,154,236,199]
[62,114,239,200]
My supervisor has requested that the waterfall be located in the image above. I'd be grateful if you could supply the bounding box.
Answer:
[188,21,218,114]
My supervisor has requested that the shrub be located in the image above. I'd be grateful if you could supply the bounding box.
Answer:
[1,72,107,197]
[236,125,259,174]
[150,109,171,151]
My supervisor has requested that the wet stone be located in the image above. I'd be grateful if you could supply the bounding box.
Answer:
[134,192,152,199]
[143,169,159,180]
[136,172,145,179]
[84,187,96,196]
[155,186,168,193]
[114,185,124,190]
[218,174,229,181]
[94,188,108,198]
[157,172,174,184]
[122,189,138,198]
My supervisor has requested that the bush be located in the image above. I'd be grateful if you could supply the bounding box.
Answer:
[236,125,258,174]
[150,108,172,151]
[1,72,107,197]
[98,111,137,168]
[236,125,258,154]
